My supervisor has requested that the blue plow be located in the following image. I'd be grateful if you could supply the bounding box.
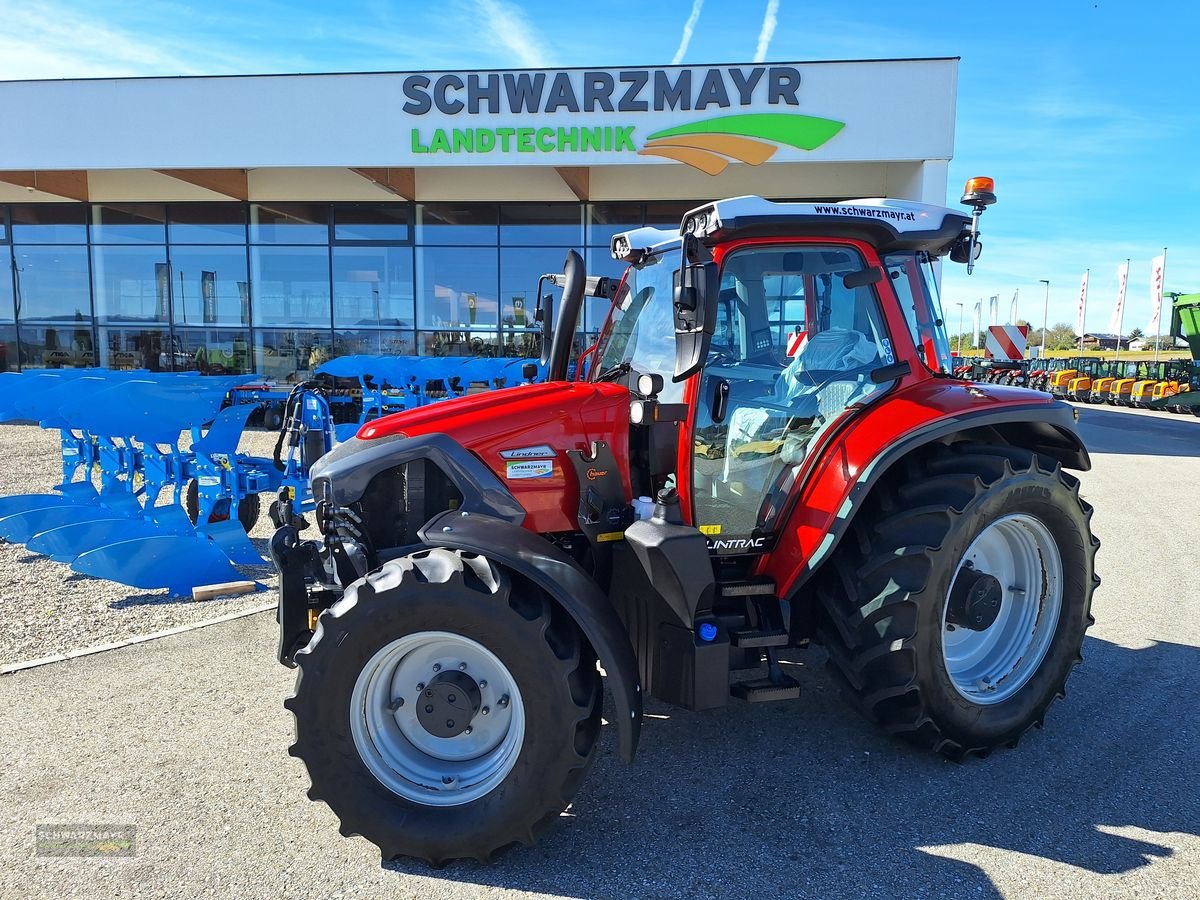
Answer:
[0,368,334,597]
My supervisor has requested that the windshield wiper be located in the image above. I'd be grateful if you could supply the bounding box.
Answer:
[595,360,633,382]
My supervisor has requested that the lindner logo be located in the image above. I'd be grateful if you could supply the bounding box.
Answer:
[403,65,844,175]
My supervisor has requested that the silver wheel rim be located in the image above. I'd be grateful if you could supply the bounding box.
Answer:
[349,631,525,807]
[941,513,1063,705]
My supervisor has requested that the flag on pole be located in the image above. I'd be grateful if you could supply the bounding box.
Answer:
[1009,289,1019,325]
[1108,261,1129,337]
[988,295,999,326]
[1076,271,1089,338]
[1148,252,1166,335]
[971,300,981,348]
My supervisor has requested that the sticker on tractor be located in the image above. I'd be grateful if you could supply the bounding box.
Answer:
[881,338,895,365]
[698,524,722,535]
[596,531,625,542]
[198,476,222,487]
[505,460,554,479]
[500,445,556,460]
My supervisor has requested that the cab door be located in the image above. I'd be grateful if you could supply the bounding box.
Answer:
[690,242,896,554]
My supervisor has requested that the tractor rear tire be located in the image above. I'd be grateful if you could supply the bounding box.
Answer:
[816,442,1099,759]
[286,548,602,865]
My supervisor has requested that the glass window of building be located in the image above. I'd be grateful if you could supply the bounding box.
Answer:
[587,203,643,248]
[13,246,92,322]
[254,328,333,383]
[170,246,250,327]
[499,203,583,246]
[175,328,253,375]
[20,324,95,369]
[11,205,87,244]
[417,329,502,358]
[251,246,332,327]
[91,204,167,244]
[334,327,415,358]
[92,245,170,323]
[417,246,498,329]
[499,245,573,334]
[168,203,247,244]
[97,326,175,371]
[643,200,698,230]
[415,204,497,245]
[0,325,16,372]
[0,251,13,322]
[332,246,414,328]
[0,209,8,242]
[333,204,410,242]
[250,203,330,244]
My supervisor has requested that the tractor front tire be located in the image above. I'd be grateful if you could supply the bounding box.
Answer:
[817,442,1098,759]
[287,548,602,865]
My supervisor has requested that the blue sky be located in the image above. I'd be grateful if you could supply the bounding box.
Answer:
[0,0,1196,332]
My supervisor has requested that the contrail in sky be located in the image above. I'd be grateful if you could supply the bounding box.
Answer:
[754,0,780,62]
[671,0,704,65]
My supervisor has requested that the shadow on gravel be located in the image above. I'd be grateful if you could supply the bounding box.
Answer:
[1077,407,1200,457]
[381,636,1199,899]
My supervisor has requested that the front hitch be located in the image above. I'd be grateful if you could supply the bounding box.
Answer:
[270,523,324,667]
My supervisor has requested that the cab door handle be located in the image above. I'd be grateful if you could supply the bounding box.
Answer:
[711,379,730,423]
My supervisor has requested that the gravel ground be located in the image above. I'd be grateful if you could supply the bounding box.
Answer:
[0,404,1197,899]
[0,422,280,666]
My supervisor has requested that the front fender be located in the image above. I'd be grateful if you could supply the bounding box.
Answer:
[418,509,642,763]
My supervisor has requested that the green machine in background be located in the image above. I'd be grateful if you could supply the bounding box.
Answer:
[1149,293,1200,412]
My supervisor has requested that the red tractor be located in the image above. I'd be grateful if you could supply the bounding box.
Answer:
[272,179,1099,864]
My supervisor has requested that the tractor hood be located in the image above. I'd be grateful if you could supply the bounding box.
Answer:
[353,380,633,533]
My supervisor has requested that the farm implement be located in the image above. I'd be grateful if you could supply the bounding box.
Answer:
[315,355,546,425]
[0,368,333,595]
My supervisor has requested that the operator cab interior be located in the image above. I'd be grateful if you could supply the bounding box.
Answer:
[692,244,893,538]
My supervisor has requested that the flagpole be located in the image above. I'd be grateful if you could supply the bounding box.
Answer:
[1115,258,1129,363]
[1078,269,1089,355]
[1155,248,1167,364]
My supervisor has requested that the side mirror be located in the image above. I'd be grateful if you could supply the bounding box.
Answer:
[672,260,719,382]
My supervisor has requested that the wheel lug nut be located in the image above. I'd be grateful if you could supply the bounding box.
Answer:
[389,697,404,710]
[432,663,442,672]
[481,706,490,716]
[442,776,453,785]
[425,689,433,697]
[479,680,487,689]
[416,682,425,691]
[498,695,509,708]
[459,662,468,671]
[446,719,455,729]
[464,727,473,735]
[425,704,434,713]
[448,694,456,703]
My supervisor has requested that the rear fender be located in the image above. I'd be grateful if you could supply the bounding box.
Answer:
[417,509,642,762]
[766,399,1089,600]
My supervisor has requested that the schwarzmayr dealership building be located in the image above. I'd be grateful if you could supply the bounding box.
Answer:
[0,59,957,376]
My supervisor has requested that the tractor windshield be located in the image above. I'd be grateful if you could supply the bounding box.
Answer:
[591,251,684,402]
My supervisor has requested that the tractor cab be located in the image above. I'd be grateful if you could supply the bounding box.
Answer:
[598,195,958,550]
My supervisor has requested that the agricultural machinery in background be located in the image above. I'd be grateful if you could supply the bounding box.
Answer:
[0,354,549,596]
[0,370,333,595]
[275,182,1100,864]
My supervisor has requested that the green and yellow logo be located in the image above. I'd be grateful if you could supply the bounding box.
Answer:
[410,112,844,176]
[639,112,845,175]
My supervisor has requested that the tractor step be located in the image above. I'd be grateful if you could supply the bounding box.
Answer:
[730,628,789,648]
[731,675,801,702]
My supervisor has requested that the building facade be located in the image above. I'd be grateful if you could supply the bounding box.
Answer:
[0,59,958,377]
